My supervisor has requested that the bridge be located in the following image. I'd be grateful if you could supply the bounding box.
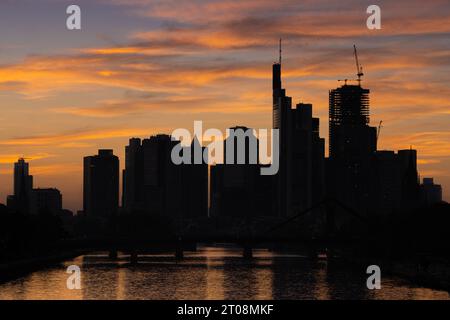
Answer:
[62,197,369,262]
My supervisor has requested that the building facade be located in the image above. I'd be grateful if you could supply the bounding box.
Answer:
[83,149,119,218]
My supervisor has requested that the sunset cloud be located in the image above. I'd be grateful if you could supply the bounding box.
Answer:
[0,152,53,164]
[0,128,155,147]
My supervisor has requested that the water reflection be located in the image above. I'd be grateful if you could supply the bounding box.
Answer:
[0,247,448,300]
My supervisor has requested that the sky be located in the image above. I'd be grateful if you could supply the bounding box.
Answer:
[0,0,449,212]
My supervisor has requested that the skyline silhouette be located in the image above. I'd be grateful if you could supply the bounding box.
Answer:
[0,1,450,302]
[1,52,445,216]
[0,1,449,212]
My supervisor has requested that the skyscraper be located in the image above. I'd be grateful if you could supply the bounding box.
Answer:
[122,138,144,212]
[29,188,62,215]
[370,149,419,215]
[272,47,325,217]
[272,56,292,217]
[327,84,377,215]
[141,134,180,216]
[7,158,34,214]
[83,149,119,218]
[421,178,443,206]
[180,137,208,219]
[122,135,208,218]
[291,103,326,212]
[210,127,264,219]
[329,84,376,159]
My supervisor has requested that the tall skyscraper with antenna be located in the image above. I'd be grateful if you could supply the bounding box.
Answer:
[272,39,292,216]
[272,40,325,217]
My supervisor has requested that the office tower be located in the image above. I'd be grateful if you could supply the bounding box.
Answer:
[14,158,33,199]
[291,103,313,211]
[272,51,325,217]
[370,150,401,214]
[29,188,62,215]
[370,149,419,214]
[311,118,326,205]
[180,137,208,219]
[272,58,292,217]
[122,135,208,218]
[288,104,326,214]
[122,138,144,212]
[8,158,34,214]
[398,149,420,211]
[421,178,443,206]
[210,127,259,219]
[141,135,180,216]
[210,127,274,218]
[327,84,377,215]
[83,149,119,218]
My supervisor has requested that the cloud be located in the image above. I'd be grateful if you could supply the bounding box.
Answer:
[0,128,156,147]
[0,152,53,164]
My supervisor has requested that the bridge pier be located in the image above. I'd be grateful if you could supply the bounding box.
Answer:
[175,245,184,260]
[109,249,118,260]
[130,251,138,265]
[307,247,318,261]
[243,244,253,259]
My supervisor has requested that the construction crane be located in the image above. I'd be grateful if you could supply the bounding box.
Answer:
[353,44,364,86]
[376,120,383,144]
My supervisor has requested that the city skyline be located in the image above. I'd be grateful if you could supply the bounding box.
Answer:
[0,0,449,212]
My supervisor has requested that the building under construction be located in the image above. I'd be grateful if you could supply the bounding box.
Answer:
[329,85,372,158]
[326,46,422,218]
[326,46,378,217]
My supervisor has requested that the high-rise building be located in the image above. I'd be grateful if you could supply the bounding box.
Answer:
[329,85,375,158]
[398,149,420,211]
[421,178,443,206]
[291,103,326,212]
[327,84,377,215]
[29,188,62,215]
[122,135,208,218]
[14,158,33,213]
[210,127,270,219]
[7,158,66,215]
[141,134,180,216]
[83,149,119,218]
[180,137,208,219]
[122,138,144,212]
[272,52,325,217]
[273,59,292,217]
[7,158,34,214]
[370,149,420,214]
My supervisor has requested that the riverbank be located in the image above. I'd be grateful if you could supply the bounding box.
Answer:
[0,250,84,284]
[342,255,450,293]
[383,259,450,292]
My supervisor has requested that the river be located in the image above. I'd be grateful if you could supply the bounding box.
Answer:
[0,246,448,300]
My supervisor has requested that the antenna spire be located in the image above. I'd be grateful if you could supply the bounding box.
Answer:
[279,38,282,65]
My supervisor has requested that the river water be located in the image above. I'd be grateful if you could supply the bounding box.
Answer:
[0,246,448,300]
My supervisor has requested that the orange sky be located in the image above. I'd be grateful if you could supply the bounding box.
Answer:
[0,0,449,211]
